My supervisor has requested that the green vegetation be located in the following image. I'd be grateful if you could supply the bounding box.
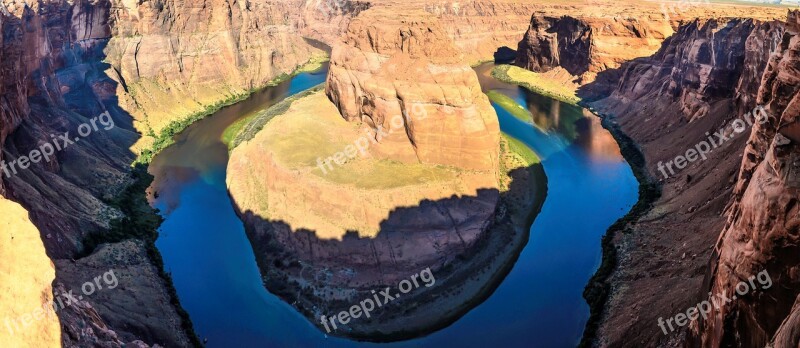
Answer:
[139,55,329,162]
[228,85,325,149]
[138,91,254,164]
[486,90,532,123]
[503,134,540,166]
[492,64,580,105]
[81,50,330,348]
[79,165,203,347]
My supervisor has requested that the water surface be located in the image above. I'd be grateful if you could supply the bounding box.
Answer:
[148,62,638,347]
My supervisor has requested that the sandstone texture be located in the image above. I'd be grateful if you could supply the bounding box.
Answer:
[574,11,799,348]
[325,8,500,171]
[697,12,800,347]
[0,0,326,345]
[0,198,61,347]
[56,241,190,347]
[106,0,324,151]
[225,7,548,339]
[1,0,795,346]
[228,7,502,290]
[226,90,542,339]
[515,0,787,86]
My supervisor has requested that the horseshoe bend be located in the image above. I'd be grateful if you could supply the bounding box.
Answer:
[0,0,799,347]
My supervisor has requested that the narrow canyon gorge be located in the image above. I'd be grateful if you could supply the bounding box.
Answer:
[0,0,798,347]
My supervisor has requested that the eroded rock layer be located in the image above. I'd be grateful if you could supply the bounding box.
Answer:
[515,0,787,86]
[0,0,326,345]
[225,8,546,340]
[578,11,799,348]
[698,13,800,347]
[326,8,500,171]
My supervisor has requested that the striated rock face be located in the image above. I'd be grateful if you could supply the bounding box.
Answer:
[697,13,800,347]
[326,8,500,172]
[105,0,323,150]
[517,15,591,76]
[514,0,788,88]
[0,0,331,345]
[56,241,191,347]
[423,0,539,63]
[517,14,672,84]
[579,12,799,348]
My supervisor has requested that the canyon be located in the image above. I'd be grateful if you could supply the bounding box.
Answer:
[568,10,800,348]
[1,0,798,346]
[225,7,542,339]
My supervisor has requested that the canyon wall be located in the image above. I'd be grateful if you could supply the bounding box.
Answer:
[105,0,323,151]
[515,0,787,87]
[697,12,800,347]
[0,199,61,347]
[0,0,329,345]
[575,12,798,348]
[517,14,672,84]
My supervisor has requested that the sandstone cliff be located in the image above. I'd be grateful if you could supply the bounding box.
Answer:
[0,199,61,347]
[226,7,544,340]
[515,0,786,87]
[105,0,323,151]
[577,12,798,348]
[0,0,328,345]
[697,12,800,347]
[325,8,500,171]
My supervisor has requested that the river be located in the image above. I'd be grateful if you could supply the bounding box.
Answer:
[147,62,638,347]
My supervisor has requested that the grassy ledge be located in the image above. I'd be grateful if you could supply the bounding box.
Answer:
[578,108,662,348]
[226,84,325,149]
[138,54,329,164]
[79,54,329,347]
[486,90,533,123]
[491,64,580,106]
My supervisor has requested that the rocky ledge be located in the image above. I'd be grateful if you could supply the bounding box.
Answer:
[226,9,544,340]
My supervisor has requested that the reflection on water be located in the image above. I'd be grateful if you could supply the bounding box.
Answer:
[148,61,638,347]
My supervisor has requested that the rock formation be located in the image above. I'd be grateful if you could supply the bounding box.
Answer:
[0,0,793,346]
[0,0,327,345]
[697,12,800,347]
[574,11,799,348]
[515,0,786,85]
[325,8,500,171]
[227,7,543,340]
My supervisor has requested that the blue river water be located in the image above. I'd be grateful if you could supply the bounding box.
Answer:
[148,62,638,347]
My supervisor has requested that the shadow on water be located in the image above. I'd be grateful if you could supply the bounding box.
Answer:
[149,60,638,347]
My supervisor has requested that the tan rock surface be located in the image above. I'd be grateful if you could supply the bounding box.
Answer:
[326,8,500,172]
[0,198,61,347]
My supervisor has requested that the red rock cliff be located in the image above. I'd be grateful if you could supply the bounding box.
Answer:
[578,12,798,348]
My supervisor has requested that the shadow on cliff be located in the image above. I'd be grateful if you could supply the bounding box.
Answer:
[0,3,199,346]
[231,163,547,342]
